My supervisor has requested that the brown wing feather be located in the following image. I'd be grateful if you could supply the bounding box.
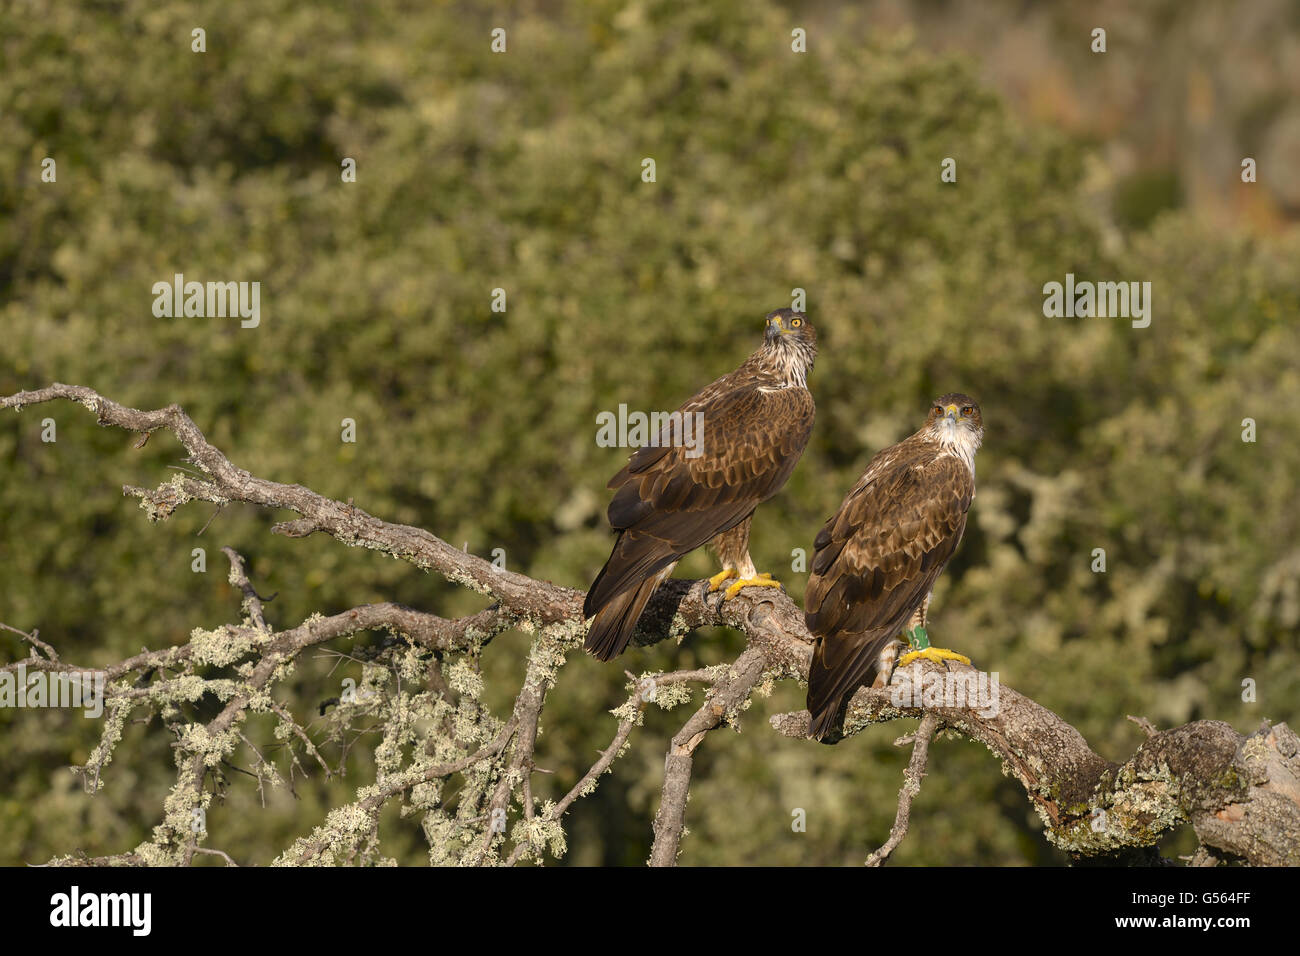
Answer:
[804,445,973,738]
[585,379,814,659]
[610,388,811,537]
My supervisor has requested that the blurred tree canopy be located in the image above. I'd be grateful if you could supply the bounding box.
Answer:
[0,0,1296,865]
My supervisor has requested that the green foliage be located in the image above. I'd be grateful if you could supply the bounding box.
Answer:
[1,0,1295,865]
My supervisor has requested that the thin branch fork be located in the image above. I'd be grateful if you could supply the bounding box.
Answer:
[649,647,767,866]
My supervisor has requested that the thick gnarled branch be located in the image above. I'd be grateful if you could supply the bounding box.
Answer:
[772,665,1300,865]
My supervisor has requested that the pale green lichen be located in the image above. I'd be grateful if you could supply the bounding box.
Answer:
[77,691,134,793]
[178,723,242,767]
[189,625,252,668]
[511,810,567,859]
[446,660,484,698]
[69,530,653,868]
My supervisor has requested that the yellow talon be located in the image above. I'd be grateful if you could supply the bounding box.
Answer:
[723,574,783,600]
[897,646,972,667]
[707,568,739,592]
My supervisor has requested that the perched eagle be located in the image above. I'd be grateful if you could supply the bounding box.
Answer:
[583,309,817,661]
[804,394,983,741]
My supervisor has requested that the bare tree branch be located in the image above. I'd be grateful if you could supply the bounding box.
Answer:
[866,714,942,866]
[0,622,58,663]
[4,383,1297,867]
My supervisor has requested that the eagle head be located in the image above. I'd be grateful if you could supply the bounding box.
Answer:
[761,308,817,386]
[764,308,814,344]
[924,392,984,453]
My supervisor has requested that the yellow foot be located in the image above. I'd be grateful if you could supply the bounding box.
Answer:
[707,568,739,592]
[897,646,972,667]
[723,572,783,600]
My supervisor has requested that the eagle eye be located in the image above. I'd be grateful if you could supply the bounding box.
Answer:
[791,318,802,328]
[961,406,973,417]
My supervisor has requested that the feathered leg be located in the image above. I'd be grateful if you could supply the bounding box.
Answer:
[708,516,783,599]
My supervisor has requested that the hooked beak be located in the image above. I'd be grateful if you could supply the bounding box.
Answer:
[943,403,959,421]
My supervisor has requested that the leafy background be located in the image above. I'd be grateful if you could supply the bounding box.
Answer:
[1,0,1297,865]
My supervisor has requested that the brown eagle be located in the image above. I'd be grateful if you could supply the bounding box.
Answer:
[804,393,983,740]
[584,308,817,661]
